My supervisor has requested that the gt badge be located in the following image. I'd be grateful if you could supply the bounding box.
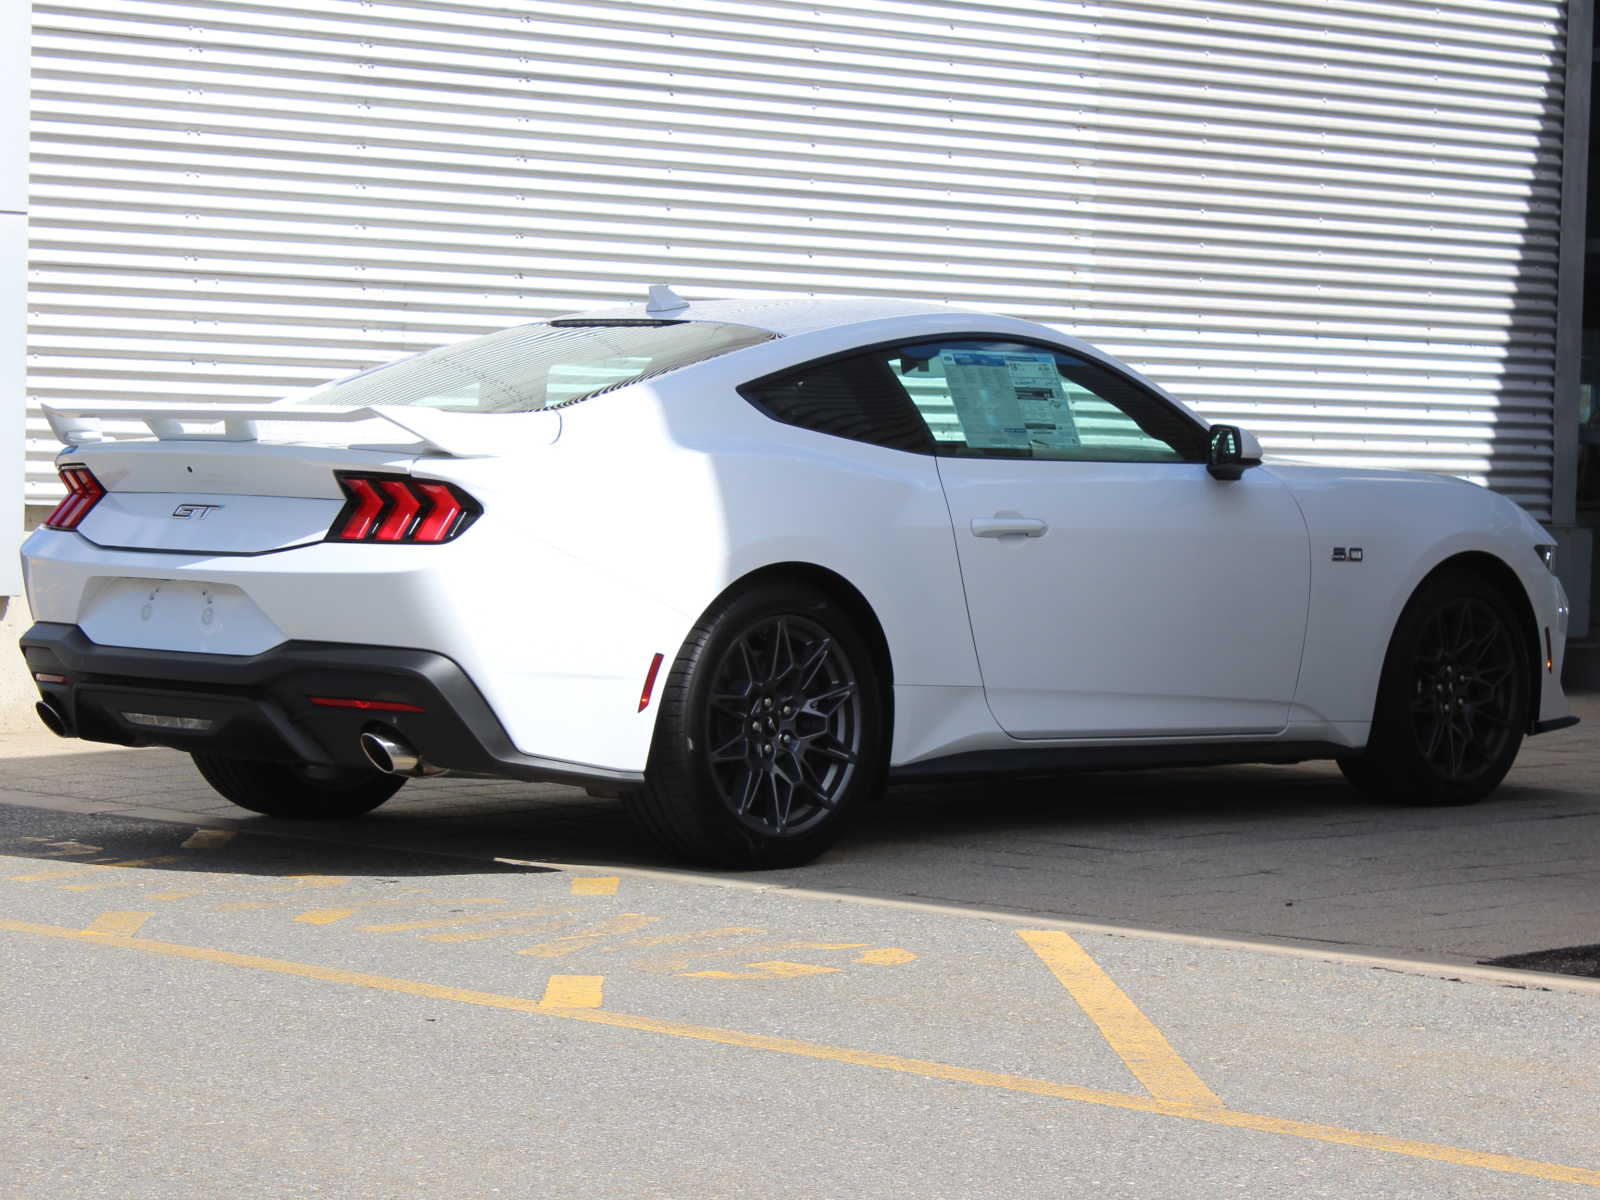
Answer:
[1331,546,1364,562]
[172,503,223,520]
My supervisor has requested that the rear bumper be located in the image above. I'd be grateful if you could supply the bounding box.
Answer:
[19,622,643,790]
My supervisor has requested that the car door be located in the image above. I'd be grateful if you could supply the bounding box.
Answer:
[881,338,1312,740]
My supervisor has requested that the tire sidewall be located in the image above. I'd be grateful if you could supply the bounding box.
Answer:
[649,582,887,867]
[1368,569,1530,804]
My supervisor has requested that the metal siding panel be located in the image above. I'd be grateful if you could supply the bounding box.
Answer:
[29,0,1568,515]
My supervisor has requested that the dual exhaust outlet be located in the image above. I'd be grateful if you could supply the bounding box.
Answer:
[36,697,442,780]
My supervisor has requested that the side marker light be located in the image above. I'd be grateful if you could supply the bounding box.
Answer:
[638,652,665,712]
[1545,627,1554,673]
[33,673,68,685]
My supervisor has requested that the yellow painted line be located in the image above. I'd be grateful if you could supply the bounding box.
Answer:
[272,875,349,890]
[540,975,605,1009]
[9,856,180,883]
[618,926,765,948]
[295,898,509,925]
[1020,929,1222,1109]
[2,915,1596,1191]
[82,911,152,936]
[181,829,236,850]
[856,947,917,966]
[516,914,661,957]
[360,908,568,934]
[570,876,620,896]
[58,881,149,891]
[684,960,841,980]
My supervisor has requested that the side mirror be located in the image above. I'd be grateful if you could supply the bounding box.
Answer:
[1207,424,1262,481]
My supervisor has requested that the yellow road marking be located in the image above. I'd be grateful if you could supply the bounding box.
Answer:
[1020,929,1222,1109]
[83,911,152,936]
[856,947,917,966]
[295,899,509,925]
[637,940,867,974]
[516,914,661,957]
[58,881,151,891]
[30,840,103,858]
[570,876,620,896]
[541,975,605,1009]
[361,908,571,934]
[9,857,180,883]
[272,875,349,890]
[685,960,842,979]
[181,829,236,850]
[3,914,1596,1190]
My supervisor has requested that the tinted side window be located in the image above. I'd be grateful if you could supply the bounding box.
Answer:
[882,340,1206,463]
[741,354,934,453]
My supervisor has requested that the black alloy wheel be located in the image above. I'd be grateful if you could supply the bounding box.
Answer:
[704,613,864,839]
[626,582,886,868]
[1338,568,1530,806]
[1407,595,1521,784]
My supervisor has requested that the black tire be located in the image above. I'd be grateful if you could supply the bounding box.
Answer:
[626,581,887,868]
[190,753,405,819]
[1337,568,1531,806]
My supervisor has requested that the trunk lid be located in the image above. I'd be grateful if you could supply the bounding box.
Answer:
[45,402,555,555]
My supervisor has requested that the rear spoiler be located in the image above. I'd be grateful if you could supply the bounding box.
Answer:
[41,402,560,458]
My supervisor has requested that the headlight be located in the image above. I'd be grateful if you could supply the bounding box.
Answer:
[1535,543,1556,571]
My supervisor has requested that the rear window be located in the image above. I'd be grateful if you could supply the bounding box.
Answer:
[294,320,778,413]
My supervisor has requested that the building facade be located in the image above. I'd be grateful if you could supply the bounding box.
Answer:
[22,0,1598,633]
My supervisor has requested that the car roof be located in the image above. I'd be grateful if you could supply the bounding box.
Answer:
[555,294,974,337]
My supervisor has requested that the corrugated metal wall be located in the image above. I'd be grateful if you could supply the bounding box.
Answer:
[28,0,1570,515]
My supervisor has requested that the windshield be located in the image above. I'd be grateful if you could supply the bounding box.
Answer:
[294,320,778,413]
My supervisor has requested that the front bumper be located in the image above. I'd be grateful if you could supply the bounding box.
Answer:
[20,622,643,790]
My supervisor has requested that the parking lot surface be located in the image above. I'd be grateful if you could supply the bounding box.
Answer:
[4,692,1597,966]
[2,709,1598,1197]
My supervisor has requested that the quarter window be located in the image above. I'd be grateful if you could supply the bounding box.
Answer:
[882,340,1205,463]
[740,354,934,452]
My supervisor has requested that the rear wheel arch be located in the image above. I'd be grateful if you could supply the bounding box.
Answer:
[629,567,891,866]
[708,562,895,726]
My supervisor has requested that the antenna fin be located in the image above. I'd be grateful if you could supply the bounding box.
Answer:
[645,283,689,313]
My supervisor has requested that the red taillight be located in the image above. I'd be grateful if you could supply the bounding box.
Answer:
[373,479,423,542]
[337,477,386,541]
[44,466,106,530]
[308,696,426,713]
[328,473,479,544]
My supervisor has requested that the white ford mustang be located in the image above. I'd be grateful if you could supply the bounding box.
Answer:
[19,290,1578,866]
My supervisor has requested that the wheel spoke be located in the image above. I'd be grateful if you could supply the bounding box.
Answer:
[801,682,857,718]
[708,732,748,763]
[793,636,832,691]
[731,768,760,816]
[767,619,798,686]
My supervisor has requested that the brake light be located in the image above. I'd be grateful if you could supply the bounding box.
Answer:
[44,466,106,530]
[328,473,479,543]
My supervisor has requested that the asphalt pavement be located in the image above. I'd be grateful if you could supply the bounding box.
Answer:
[2,711,1598,1197]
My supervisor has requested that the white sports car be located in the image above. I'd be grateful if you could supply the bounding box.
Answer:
[20,290,1578,867]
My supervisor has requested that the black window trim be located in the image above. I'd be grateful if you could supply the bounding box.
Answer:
[736,330,1211,463]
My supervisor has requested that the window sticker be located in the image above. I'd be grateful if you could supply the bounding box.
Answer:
[938,350,1081,451]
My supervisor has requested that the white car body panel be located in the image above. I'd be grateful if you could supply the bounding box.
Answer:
[18,295,1573,786]
[937,456,1311,738]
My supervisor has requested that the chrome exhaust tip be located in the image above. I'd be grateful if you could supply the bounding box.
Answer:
[359,729,446,777]
[35,700,69,738]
